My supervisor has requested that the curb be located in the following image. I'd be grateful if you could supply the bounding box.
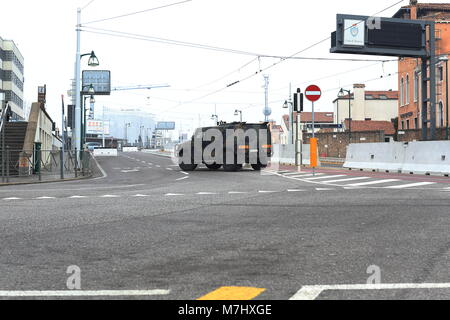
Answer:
[0,174,93,188]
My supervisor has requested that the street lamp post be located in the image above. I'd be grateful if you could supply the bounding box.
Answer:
[124,123,131,147]
[339,88,352,142]
[440,56,449,140]
[234,110,243,123]
[74,6,99,157]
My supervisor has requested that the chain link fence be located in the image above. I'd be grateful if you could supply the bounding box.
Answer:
[0,148,93,184]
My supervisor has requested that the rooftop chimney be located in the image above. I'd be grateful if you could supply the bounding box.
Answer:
[410,0,418,19]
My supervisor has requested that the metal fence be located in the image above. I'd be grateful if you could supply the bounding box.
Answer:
[0,148,93,183]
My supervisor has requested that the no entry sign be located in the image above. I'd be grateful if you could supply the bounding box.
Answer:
[305,85,322,102]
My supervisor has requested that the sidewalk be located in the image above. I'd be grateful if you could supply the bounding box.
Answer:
[0,172,91,187]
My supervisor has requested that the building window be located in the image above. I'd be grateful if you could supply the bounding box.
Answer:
[438,66,444,82]
[400,77,404,106]
[439,101,444,128]
[414,72,419,102]
[405,75,410,105]
[406,119,410,130]
[414,117,418,129]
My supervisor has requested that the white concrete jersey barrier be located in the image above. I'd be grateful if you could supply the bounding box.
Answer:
[344,141,450,176]
[345,142,404,172]
[123,147,139,153]
[271,144,312,166]
[93,149,118,157]
[402,141,450,175]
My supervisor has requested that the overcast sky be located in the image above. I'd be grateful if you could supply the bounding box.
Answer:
[1,0,445,135]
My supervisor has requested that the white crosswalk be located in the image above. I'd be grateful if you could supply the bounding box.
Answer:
[266,169,442,190]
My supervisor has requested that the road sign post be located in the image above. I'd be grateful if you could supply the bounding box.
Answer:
[305,85,322,176]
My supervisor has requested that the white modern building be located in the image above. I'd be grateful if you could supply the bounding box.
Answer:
[333,84,399,125]
[0,37,24,120]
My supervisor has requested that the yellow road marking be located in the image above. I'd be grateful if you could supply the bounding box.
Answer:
[197,287,266,301]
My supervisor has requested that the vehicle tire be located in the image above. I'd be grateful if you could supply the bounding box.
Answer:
[251,164,263,171]
[179,163,198,171]
[223,164,243,172]
[206,163,222,171]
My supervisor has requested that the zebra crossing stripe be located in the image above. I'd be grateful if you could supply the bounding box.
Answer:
[385,182,436,189]
[347,179,400,187]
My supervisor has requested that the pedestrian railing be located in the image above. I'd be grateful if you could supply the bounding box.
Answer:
[0,148,93,183]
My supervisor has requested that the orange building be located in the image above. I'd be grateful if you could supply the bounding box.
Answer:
[393,1,450,132]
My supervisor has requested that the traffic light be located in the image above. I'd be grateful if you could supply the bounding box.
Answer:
[293,89,304,113]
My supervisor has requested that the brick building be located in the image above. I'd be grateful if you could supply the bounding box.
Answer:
[394,1,450,132]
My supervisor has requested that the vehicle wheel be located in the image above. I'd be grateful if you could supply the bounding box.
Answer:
[251,164,263,171]
[206,164,222,171]
[223,164,243,172]
[179,163,198,171]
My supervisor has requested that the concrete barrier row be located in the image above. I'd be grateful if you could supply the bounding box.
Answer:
[271,144,312,166]
[93,149,118,157]
[344,141,450,176]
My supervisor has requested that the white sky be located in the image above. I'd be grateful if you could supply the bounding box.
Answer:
[1,0,445,135]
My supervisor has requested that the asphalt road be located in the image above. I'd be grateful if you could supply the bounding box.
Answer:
[1,151,450,300]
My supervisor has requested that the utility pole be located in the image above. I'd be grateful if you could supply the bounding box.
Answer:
[74,8,82,156]
[264,75,270,122]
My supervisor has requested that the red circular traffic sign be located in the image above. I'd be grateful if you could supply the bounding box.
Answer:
[305,85,322,102]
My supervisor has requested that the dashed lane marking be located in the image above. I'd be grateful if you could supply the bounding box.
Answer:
[0,290,171,298]
[2,197,21,201]
[101,195,120,198]
[165,193,184,196]
[35,197,56,200]
[176,176,189,181]
[197,192,218,195]
[181,171,190,175]
[228,191,249,194]
[69,196,87,199]
[290,283,450,301]
[316,188,335,191]
[133,194,150,197]
[198,287,266,301]
[288,189,306,192]
[259,191,278,193]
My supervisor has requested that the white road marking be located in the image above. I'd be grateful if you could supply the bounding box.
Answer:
[304,175,347,181]
[259,191,278,193]
[347,179,400,187]
[181,171,190,175]
[322,177,370,184]
[290,283,450,301]
[287,189,306,192]
[69,196,87,199]
[121,170,139,173]
[291,174,324,178]
[197,192,217,195]
[176,176,189,181]
[283,172,307,176]
[385,182,436,189]
[228,191,249,194]
[165,193,184,196]
[166,168,173,171]
[0,290,171,298]
[101,195,120,198]
[35,197,56,200]
[316,188,335,191]
[156,165,161,168]
[2,197,21,200]
[133,194,150,197]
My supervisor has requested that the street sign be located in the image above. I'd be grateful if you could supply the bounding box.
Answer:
[156,122,176,131]
[305,85,322,102]
[82,70,111,96]
[306,124,343,130]
[331,14,427,57]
